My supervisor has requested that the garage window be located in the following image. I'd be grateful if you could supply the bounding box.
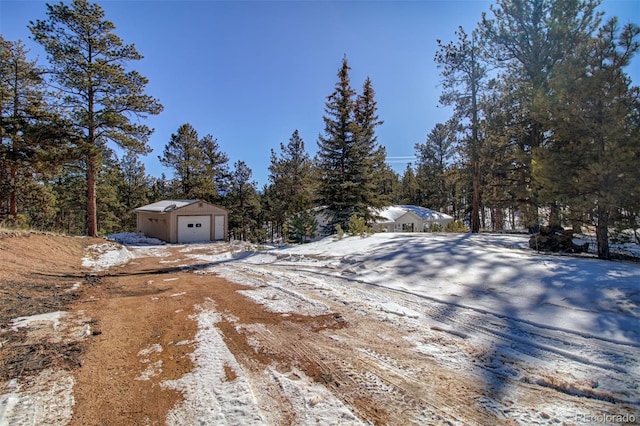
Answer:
[187,224,194,228]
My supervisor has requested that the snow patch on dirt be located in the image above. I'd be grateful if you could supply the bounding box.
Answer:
[107,232,165,246]
[4,310,91,343]
[138,343,163,357]
[135,361,163,381]
[162,302,264,425]
[82,242,133,271]
[0,369,74,426]
[268,367,363,425]
[9,311,66,332]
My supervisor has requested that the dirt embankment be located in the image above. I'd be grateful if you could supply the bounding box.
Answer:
[0,232,97,379]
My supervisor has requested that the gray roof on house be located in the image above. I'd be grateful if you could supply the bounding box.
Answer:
[134,200,199,213]
[376,205,453,223]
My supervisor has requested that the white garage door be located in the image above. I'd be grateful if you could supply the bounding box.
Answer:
[177,215,210,243]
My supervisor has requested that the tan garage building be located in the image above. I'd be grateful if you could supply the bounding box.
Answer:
[134,200,228,243]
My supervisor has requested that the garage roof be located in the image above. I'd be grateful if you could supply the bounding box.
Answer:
[134,199,200,213]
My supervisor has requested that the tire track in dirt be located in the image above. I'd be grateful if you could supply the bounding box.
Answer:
[219,261,640,424]
[213,264,511,425]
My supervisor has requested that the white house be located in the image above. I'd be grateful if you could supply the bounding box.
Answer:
[373,205,453,232]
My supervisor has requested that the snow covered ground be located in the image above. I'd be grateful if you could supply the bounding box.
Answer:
[4,232,640,425]
[184,232,640,424]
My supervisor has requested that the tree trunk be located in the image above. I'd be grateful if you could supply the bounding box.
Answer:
[10,64,19,219]
[9,165,17,218]
[549,202,561,228]
[471,160,480,233]
[86,153,99,237]
[494,208,504,232]
[596,207,610,260]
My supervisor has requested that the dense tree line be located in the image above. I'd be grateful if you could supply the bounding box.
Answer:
[1,0,638,259]
[421,0,639,258]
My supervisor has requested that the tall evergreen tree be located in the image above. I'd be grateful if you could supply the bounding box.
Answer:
[118,151,151,230]
[479,83,523,230]
[199,134,230,203]
[415,121,458,214]
[316,57,386,231]
[435,27,486,232]
[30,0,162,236]
[535,19,639,258]
[0,36,63,224]
[225,161,261,241]
[316,57,357,231]
[399,164,420,205]
[159,123,200,198]
[353,77,388,219]
[267,129,314,240]
[480,0,602,228]
[159,123,229,201]
[378,165,401,204]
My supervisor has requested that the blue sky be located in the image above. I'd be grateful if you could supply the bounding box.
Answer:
[1,0,638,187]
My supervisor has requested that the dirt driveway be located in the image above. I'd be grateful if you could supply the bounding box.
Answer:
[70,243,491,425]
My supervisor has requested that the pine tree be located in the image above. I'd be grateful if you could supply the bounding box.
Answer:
[435,27,486,232]
[378,165,401,204]
[399,164,420,205]
[353,77,388,219]
[159,123,229,202]
[536,19,640,258]
[480,0,602,229]
[225,161,261,241]
[30,0,162,236]
[316,57,386,232]
[0,36,60,224]
[287,210,318,244]
[477,80,523,231]
[414,121,459,215]
[267,129,314,240]
[118,151,151,230]
[316,57,357,232]
[149,173,173,201]
[199,134,230,203]
[159,123,201,198]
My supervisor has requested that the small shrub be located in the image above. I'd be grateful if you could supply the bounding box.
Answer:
[428,223,443,232]
[335,224,344,240]
[348,214,368,237]
[287,211,317,243]
[0,214,30,230]
[445,220,468,233]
